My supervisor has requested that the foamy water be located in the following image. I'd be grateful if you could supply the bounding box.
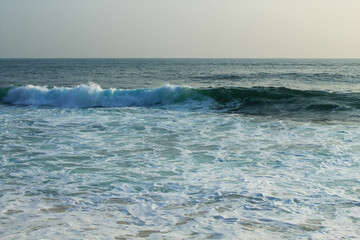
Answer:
[1,59,360,239]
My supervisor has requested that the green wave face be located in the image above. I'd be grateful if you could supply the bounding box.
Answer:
[197,87,360,115]
[0,87,11,102]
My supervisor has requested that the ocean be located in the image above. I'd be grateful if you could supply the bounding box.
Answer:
[1,58,360,239]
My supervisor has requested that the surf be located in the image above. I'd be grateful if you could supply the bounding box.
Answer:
[2,83,200,108]
[2,84,360,117]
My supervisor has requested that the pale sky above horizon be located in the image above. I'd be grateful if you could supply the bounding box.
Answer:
[0,0,360,58]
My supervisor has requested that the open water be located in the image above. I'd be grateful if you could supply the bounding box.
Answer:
[1,59,360,239]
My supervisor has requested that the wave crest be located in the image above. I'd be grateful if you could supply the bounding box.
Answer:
[2,84,360,117]
[3,84,196,108]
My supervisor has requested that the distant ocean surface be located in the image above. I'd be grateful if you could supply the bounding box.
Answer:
[1,59,360,239]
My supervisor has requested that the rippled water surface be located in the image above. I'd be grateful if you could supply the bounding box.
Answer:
[1,59,360,239]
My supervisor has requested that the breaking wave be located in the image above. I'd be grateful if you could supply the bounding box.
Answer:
[2,84,198,108]
[2,84,360,116]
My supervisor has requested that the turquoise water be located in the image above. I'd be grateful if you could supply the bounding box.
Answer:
[1,59,360,239]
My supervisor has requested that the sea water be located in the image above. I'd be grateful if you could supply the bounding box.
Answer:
[0,59,360,239]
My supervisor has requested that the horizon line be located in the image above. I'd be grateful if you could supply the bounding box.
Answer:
[1,57,360,60]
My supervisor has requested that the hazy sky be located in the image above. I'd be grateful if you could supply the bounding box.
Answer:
[0,0,360,58]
